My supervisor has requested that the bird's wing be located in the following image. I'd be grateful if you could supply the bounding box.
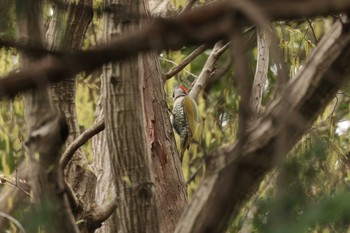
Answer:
[183,96,198,136]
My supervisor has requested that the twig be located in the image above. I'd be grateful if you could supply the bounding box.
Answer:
[163,44,209,81]
[161,57,198,79]
[60,120,105,170]
[306,18,319,43]
[0,175,31,198]
[186,160,204,184]
[0,211,26,233]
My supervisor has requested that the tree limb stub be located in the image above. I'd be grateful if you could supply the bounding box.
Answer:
[175,17,350,233]
[0,0,350,99]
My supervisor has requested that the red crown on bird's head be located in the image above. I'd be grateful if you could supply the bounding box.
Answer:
[179,86,188,94]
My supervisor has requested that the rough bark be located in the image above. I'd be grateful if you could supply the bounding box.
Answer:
[45,2,114,232]
[175,18,350,233]
[100,0,159,232]
[45,2,101,232]
[17,1,78,232]
[93,100,116,233]
[94,2,187,232]
[143,51,188,232]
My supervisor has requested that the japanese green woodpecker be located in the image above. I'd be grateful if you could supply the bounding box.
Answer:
[171,86,199,161]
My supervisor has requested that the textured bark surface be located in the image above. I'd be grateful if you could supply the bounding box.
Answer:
[45,2,97,231]
[93,100,116,232]
[175,19,350,233]
[143,51,188,232]
[94,2,187,232]
[100,0,159,232]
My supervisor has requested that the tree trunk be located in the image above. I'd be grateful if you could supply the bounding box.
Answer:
[100,0,159,232]
[45,0,96,227]
[94,2,187,232]
[17,1,78,232]
[142,51,188,232]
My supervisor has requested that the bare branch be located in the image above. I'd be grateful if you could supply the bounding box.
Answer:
[164,44,209,81]
[60,120,105,170]
[0,175,31,198]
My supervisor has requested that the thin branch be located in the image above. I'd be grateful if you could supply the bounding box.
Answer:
[0,211,26,233]
[60,120,105,170]
[186,160,204,184]
[306,18,319,43]
[163,44,209,80]
[161,57,198,79]
[0,176,31,198]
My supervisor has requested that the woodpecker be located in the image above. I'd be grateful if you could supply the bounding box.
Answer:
[171,86,198,161]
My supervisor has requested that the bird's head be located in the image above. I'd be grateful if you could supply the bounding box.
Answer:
[173,86,188,99]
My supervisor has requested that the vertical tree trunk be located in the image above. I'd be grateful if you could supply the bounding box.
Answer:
[94,2,187,232]
[101,0,159,232]
[142,51,188,232]
[17,1,78,232]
